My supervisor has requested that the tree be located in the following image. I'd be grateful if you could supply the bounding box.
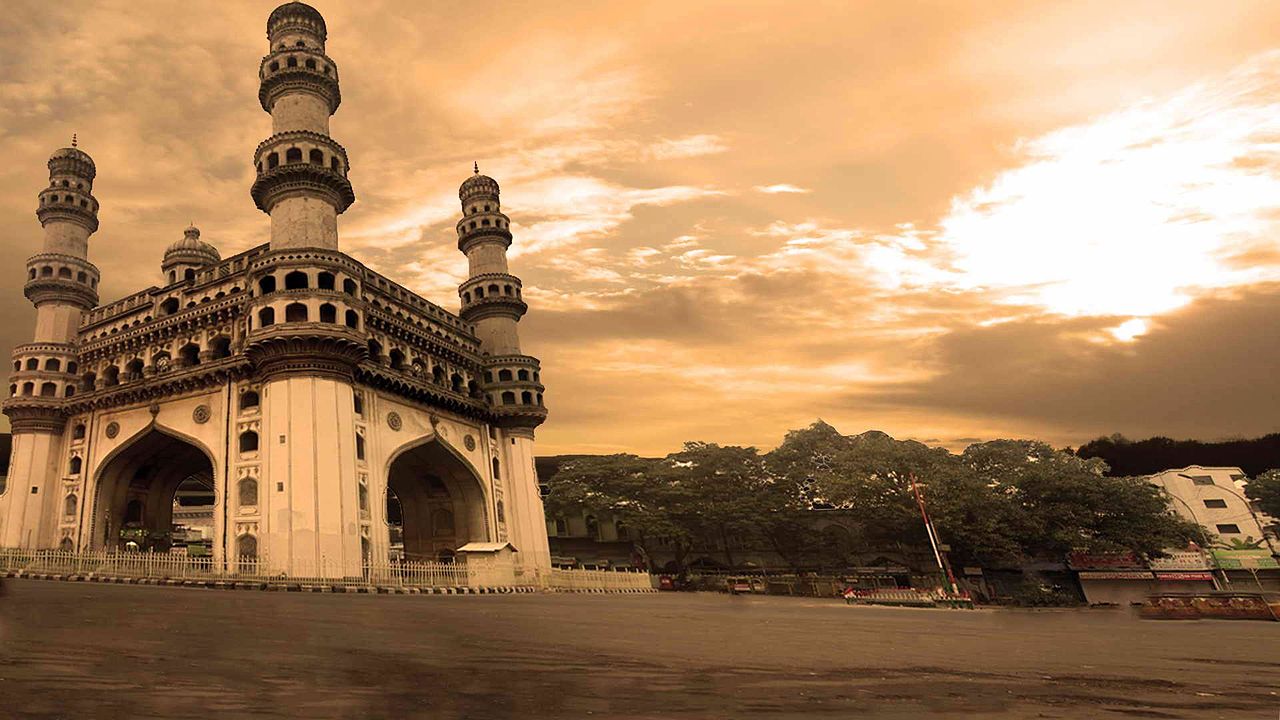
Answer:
[963,440,1204,560]
[1244,469,1280,522]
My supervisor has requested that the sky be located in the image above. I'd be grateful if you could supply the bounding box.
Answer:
[2,0,1279,455]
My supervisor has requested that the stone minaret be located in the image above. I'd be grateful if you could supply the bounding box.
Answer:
[1,142,102,547]
[456,168,551,570]
[250,1,354,250]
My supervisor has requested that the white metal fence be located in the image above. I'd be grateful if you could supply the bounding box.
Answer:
[0,548,653,592]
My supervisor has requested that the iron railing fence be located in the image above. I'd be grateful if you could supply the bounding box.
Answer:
[0,548,654,591]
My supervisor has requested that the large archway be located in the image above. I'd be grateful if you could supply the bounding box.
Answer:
[90,428,216,553]
[385,439,488,562]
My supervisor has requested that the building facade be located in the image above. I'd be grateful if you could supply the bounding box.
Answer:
[0,2,551,580]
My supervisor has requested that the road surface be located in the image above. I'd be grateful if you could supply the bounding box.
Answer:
[0,579,1277,718]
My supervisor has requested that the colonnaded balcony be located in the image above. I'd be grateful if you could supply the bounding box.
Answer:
[0,548,653,593]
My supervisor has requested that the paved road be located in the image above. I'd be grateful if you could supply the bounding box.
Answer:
[0,579,1277,719]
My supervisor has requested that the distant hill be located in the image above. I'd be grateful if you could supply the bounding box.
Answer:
[1076,433,1280,477]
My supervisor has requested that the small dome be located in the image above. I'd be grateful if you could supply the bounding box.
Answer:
[268,2,327,40]
[164,225,221,268]
[47,146,96,181]
[459,164,500,203]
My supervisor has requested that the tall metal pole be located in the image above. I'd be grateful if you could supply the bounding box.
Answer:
[909,473,958,595]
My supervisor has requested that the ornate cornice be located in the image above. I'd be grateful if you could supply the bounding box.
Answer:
[24,278,98,310]
[459,295,527,323]
[245,324,366,381]
[35,203,98,234]
[457,227,513,254]
[356,363,493,422]
[65,357,251,414]
[258,61,341,114]
[2,400,68,434]
[250,163,354,214]
[254,130,349,166]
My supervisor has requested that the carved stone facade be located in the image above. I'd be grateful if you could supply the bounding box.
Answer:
[0,2,550,580]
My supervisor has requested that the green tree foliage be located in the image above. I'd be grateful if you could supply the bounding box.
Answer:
[1244,469,1280,521]
[543,422,1209,572]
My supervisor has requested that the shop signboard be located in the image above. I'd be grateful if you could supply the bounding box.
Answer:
[1149,551,1212,571]
[1153,572,1214,581]
[1068,552,1142,570]
[1212,549,1279,570]
[1077,570,1154,580]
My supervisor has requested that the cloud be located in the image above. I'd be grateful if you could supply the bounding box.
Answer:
[754,184,811,194]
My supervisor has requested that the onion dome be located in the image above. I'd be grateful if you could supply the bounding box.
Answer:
[268,2,327,42]
[163,225,221,268]
[459,163,499,204]
[48,145,96,181]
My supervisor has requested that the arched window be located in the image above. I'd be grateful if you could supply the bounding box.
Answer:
[237,534,258,559]
[492,457,500,479]
[64,494,77,517]
[501,391,516,405]
[40,266,52,277]
[40,382,58,397]
[286,55,298,68]
[259,275,277,294]
[68,456,82,475]
[21,382,33,396]
[258,307,275,327]
[330,157,341,172]
[239,431,259,454]
[316,272,335,290]
[318,303,337,323]
[388,349,405,370]
[468,380,480,397]
[64,385,76,398]
[72,423,85,440]
[179,344,200,367]
[366,339,382,362]
[239,478,259,506]
[305,57,316,70]
[342,278,357,295]
[451,374,464,393]
[66,361,77,374]
[57,267,71,279]
[58,537,73,551]
[521,391,533,404]
[124,499,144,525]
[498,369,513,382]
[475,287,484,299]
[25,358,38,371]
[463,291,471,303]
[267,152,279,169]
[184,268,196,282]
[284,302,308,322]
[269,61,279,72]
[160,297,179,316]
[102,366,119,387]
[309,148,324,165]
[344,309,359,329]
[488,284,499,295]
[284,271,308,289]
[432,366,445,385]
[210,336,232,359]
[240,390,260,411]
[517,369,529,381]
[285,147,302,163]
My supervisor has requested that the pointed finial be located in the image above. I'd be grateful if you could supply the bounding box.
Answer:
[474,161,479,175]
[72,133,78,148]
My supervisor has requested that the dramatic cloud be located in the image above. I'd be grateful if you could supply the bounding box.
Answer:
[2,1,1280,455]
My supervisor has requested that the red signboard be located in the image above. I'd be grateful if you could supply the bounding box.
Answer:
[1068,552,1142,570]
[1077,570,1154,580]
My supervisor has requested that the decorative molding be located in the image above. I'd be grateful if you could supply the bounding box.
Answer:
[386,411,402,431]
[192,405,211,424]
[104,421,119,438]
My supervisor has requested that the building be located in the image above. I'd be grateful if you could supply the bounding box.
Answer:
[0,2,551,580]
[1148,466,1279,590]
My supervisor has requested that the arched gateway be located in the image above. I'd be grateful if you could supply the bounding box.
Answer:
[385,438,489,562]
[90,427,217,553]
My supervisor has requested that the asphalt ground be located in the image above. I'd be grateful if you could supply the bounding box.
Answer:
[0,578,1277,719]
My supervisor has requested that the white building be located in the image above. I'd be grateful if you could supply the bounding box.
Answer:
[0,2,552,581]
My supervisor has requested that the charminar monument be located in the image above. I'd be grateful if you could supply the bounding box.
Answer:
[0,2,551,579]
